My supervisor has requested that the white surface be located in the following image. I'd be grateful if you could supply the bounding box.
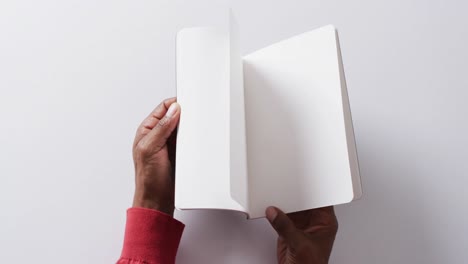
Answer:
[244,25,360,218]
[0,1,467,263]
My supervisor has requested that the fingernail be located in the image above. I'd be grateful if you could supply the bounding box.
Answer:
[266,207,278,223]
[165,102,179,118]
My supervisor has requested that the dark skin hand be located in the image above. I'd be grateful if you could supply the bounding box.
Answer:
[132,97,180,216]
[266,206,338,264]
[131,97,338,262]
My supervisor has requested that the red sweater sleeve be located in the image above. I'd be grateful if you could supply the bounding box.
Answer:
[117,207,185,264]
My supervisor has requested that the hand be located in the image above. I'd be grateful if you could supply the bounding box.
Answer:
[266,206,338,264]
[132,97,181,216]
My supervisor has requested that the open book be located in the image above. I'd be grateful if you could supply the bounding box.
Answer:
[175,13,362,219]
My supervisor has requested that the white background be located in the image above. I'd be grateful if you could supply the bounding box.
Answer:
[1,0,467,263]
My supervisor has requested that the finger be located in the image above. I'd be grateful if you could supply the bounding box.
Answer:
[266,206,301,243]
[139,102,181,153]
[286,206,337,230]
[134,97,177,146]
[167,129,178,177]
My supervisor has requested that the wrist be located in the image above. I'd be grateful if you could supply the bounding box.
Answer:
[132,194,174,216]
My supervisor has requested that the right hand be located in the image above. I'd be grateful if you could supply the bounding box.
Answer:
[266,206,338,264]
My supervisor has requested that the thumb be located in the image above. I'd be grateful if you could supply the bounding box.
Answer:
[266,206,301,243]
[143,102,181,152]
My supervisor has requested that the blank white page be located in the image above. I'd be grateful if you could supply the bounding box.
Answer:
[243,25,360,218]
[175,27,245,212]
[336,31,363,201]
[229,11,249,211]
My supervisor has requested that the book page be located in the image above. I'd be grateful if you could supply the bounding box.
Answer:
[336,31,363,200]
[229,11,249,211]
[175,27,245,212]
[243,25,359,218]
[175,13,248,213]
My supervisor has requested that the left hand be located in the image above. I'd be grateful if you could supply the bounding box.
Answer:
[132,97,181,216]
